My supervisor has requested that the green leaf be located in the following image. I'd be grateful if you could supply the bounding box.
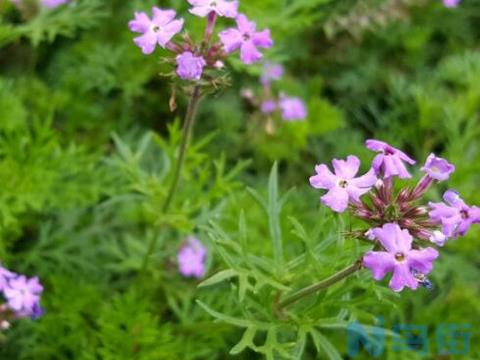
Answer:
[309,329,343,360]
[229,326,257,355]
[198,269,237,288]
[196,301,270,330]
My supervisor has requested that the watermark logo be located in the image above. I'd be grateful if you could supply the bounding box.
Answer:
[347,318,472,357]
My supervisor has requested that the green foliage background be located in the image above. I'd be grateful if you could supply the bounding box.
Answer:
[0,0,479,358]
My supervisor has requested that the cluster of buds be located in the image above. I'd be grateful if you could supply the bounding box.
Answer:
[309,140,480,292]
[242,62,307,133]
[128,1,273,85]
[0,264,43,330]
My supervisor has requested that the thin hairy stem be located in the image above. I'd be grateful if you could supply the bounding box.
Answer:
[162,85,202,213]
[278,261,363,311]
[140,85,202,274]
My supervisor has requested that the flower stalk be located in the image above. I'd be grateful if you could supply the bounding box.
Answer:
[278,260,362,311]
[140,85,202,274]
[162,85,202,213]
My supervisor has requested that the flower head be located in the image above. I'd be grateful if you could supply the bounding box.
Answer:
[261,100,276,114]
[260,63,284,85]
[41,0,69,8]
[429,190,480,238]
[177,237,207,279]
[309,155,377,213]
[279,96,307,121]
[366,139,416,179]
[176,52,206,81]
[363,223,439,292]
[219,14,273,64]
[128,7,184,55]
[421,153,455,181]
[187,0,238,18]
[3,275,43,317]
[443,0,461,7]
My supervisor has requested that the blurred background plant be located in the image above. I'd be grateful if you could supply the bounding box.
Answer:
[0,0,479,358]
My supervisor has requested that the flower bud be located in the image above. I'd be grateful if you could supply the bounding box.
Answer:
[0,320,10,330]
[411,175,433,200]
[397,188,411,203]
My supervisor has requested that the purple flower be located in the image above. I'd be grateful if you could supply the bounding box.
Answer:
[363,223,439,292]
[0,266,16,292]
[261,100,277,114]
[219,14,273,64]
[3,275,43,317]
[176,52,206,81]
[429,190,480,238]
[279,96,307,121]
[430,230,447,246]
[128,7,184,55]
[443,0,461,7]
[421,153,455,181]
[187,0,238,18]
[260,63,284,85]
[178,237,207,279]
[41,0,69,8]
[309,155,377,213]
[366,139,416,179]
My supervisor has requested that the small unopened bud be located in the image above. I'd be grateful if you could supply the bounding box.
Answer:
[240,88,255,100]
[411,175,433,200]
[214,60,224,69]
[365,229,376,240]
[403,206,429,219]
[397,188,411,203]
[430,230,447,246]
[399,218,416,229]
[414,229,433,240]
[371,195,385,210]
[354,208,372,220]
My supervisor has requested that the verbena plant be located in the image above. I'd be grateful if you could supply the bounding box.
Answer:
[1,0,480,359]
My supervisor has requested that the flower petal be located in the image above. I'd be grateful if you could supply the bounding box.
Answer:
[219,28,243,53]
[239,40,262,64]
[152,7,176,26]
[332,155,360,180]
[363,251,395,280]
[321,187,349,213]
[253,29,273,48]
[309,164,337,189]
[389,262,418,292]
[408,248,439,274]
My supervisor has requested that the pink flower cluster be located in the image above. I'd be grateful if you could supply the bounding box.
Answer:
[177,237,207,279]
[261,63,307,122]
[246,62,307,125]
[0,264,43,329]
[128,1,273,81]
[309,140,480,292]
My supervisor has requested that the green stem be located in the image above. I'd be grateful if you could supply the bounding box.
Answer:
[140,85,202,274]
[163,85,202,213]
[278,261,362,310]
